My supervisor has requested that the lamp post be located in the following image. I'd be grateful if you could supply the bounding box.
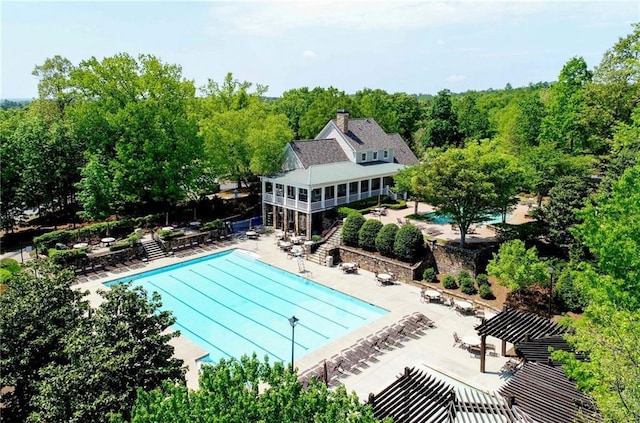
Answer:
[548,265,554,319]
[288,315,299,371]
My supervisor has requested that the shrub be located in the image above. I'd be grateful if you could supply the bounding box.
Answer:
[0,258,20,274]
[476,273,490,286]
[0,268,13,283]
[109,242,131,252]
[460,278,477,295]
[478,284,495,299]
[358,219,383,251]
[458,270,472,284]
[393,224,424,262]
[422,267,437,283]
[201,219,225,231]
[159,230,186,240]
[375,224,398,257]
[342,214,366,246]
[554,268,588,313]
[48,248,87,265]
[442,275,458,289]
[337,207,361,219]
[311,235,322,242]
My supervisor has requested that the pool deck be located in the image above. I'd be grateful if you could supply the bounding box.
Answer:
[76,230,516,398]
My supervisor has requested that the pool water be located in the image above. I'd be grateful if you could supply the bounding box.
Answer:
[104,250,387,365]
[423,212,509,225]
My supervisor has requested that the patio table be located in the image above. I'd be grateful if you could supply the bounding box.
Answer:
[72,242,88,249]
[101,237,116,246]
[421,289,442,302]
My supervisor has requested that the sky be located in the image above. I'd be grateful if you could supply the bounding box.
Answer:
[2,1,639,100]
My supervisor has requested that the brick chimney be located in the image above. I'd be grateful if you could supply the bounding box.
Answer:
[336,109,349,133]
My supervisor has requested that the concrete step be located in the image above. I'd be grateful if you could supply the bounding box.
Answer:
[141,239,166,261]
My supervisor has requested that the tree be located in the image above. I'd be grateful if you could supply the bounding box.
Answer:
[420,89,462,149]
[358,219,383,251]
[486,239,549,296]
[29,282,185,423]
[514,91,545,147]
[0,261,185,423]
[0,259,89,422]
[393,224,424,263]
[70,53,203,221]
[354,88,400,134]
[558,162,640,422]
[298,87,359,139]
[541,175,592,249]
[112,355,383,422]
[454,92,492,142]
[341,213,365,247]
[411,144,520,248]
[272,87,323,139]
[375,223,399,257]
[539,57,593,153]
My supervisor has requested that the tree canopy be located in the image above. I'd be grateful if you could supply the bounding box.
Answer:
[112,355,384,423]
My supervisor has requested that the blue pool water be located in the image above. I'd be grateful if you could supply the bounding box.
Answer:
[424,212,509,225]
[104,250,387,365]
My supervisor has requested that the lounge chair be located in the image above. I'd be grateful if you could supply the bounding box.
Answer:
[452,331,467,348]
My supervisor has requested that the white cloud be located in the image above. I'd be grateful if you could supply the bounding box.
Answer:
[207,1,554,36]
[437,39,445,45]
[446,74,466,82]
[302,50,316,58]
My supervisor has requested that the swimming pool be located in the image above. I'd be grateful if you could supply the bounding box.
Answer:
[423,212,509,225]
[104,249,387,365]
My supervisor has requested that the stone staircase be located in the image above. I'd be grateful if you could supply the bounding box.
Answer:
[141,238,167,261]
[307,227,342,266]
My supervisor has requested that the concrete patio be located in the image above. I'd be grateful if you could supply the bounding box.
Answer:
[76,230,515,398]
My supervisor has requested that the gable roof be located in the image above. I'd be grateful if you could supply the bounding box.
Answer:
[388,133,419,165]
[289,139,349,168]
[330,117,419,165]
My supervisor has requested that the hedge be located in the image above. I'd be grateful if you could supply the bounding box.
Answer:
[422,267,437,283]
[342,214,366,247]
[375,224,398,257]
[358,219,383,251]
[443,275,458,289]
[393,224,424,263]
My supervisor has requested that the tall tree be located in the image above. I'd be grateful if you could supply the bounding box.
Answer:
[355,88,400,133]
[0,259,89,422]
[539,57,593,153]
[272,86,323,139]
[420,89,462,149]
[70,53,203,221]
[298,87,359,139]
[560,163,640,422]
[411,144,521,248]
[454,92,492,142]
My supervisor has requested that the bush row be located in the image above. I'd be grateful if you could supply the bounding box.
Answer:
[424,269,495,300]
[342,215,424,263]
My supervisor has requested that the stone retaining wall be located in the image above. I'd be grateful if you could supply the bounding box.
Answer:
[336,246,432,282]
[429,242,498,277]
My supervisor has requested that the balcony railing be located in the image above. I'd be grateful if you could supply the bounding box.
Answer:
[263,186,392,213]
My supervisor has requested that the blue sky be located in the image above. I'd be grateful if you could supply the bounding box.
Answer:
[2,1,638,99]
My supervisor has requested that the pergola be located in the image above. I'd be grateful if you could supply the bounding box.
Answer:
[367,367,536,423]
[474,307,567,372]
[514,334,586,366]
[498,362,601,423]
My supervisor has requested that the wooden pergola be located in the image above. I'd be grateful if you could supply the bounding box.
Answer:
[499,362,601,423]
[474,306,567,372]
[366,367,536,423]
[514,334,587,366]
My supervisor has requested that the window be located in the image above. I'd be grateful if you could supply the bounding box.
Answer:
[360,180,369,193]
[324,186,335,199]
[373,151,378,160]
[265,181,273,193]
[275,184,284,197]
[287,186,295,199]
[298,188,308,202]
[361,153,367,162]
[311,188,322,202]
[383,150,389,159]
[337,183,347,197]
[349,181,359,194]
[371,178,381,191]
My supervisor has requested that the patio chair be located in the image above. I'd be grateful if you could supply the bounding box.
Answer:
[468,344,482,358]
[486,343,498,357]
[452,331,467,348]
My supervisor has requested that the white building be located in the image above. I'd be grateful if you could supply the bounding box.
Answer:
[261,110,418,236]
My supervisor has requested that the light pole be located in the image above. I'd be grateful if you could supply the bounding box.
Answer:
[288,315,299,371]
[548,265,555,319]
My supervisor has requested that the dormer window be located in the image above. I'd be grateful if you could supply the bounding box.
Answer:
[373,151,378,160]
[383,150,389,159]
[361,153,366,162]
